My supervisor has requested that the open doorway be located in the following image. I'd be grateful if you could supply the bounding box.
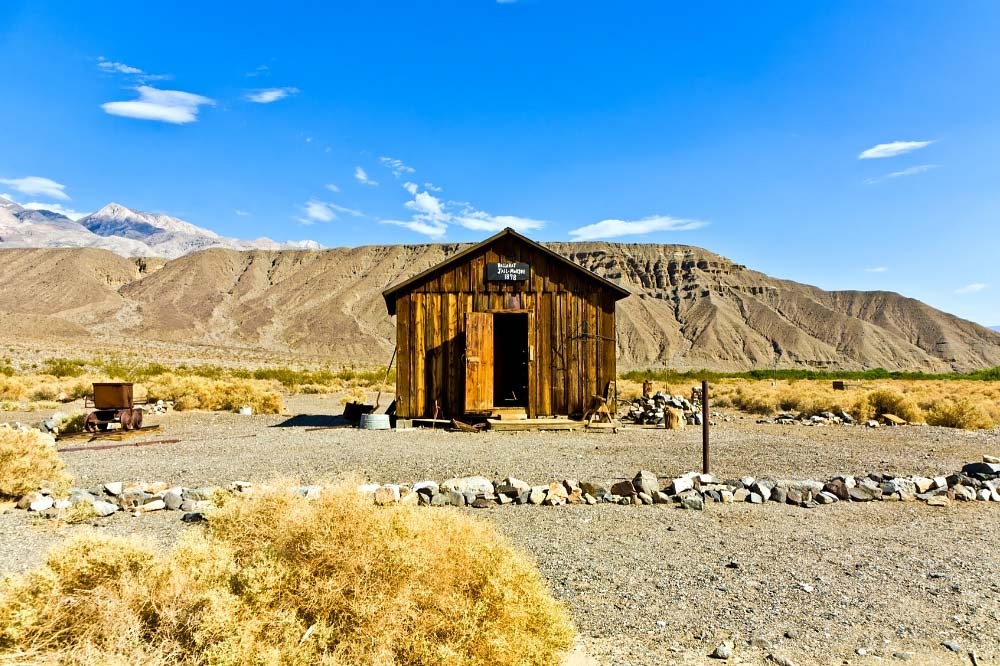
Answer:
[492,313,529,408]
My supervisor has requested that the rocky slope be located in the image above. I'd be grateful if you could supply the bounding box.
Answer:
[0,243,998,372]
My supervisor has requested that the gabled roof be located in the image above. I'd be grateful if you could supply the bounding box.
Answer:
[382,227,631,314]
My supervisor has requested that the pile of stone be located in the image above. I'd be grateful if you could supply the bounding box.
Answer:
[12,457,998,521]
[358,456,1000,510]
[621,390,703,426]
[16,481,220,521]
[145,399,172,415]
[757,410,858,426]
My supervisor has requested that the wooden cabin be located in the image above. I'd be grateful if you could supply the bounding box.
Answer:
[382,228,630,419]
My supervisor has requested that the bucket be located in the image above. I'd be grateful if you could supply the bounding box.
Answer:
[359,413,391,430]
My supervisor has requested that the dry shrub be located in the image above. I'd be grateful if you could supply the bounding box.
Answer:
[340,385,367,405]
[925,398,994,429]
[145,374,282,414]
[0,486,575,665]
[852,389,921,423]
[0,425,72,499]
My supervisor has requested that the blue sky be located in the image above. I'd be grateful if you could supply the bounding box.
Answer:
[1,1,998,326]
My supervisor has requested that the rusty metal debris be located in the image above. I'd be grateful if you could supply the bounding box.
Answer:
[58,438,180,454]
[84,382,148,433]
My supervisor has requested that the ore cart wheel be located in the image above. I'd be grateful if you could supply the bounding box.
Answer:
[130,408,143,429]
[119,409,133,431]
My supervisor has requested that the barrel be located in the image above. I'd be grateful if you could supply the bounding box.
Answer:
[359,413,391,430]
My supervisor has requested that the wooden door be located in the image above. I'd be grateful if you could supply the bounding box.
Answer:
[464,312,494,412]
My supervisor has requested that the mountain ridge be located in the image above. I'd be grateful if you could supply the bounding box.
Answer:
[0,242,997,372]
[0,199,320,258]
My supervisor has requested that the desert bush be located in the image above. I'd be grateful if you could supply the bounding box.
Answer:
[0,425,72,498]
[0,363,15,377]
[340,385,368,405]
[852,389,921,423]
[40,358,86,378]
[55,413,88,436]
[925,398,994,429]
[98,356,170,381]
[0,486,575,665]
[145,374,283,414]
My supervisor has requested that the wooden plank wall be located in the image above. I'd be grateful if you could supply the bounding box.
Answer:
[393,235,619,418]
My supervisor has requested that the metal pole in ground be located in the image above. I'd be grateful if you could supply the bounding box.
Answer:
[702,379,710,474]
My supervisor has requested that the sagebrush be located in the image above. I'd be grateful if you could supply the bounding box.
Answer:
[0,486,575,665]
[0,425,72,499]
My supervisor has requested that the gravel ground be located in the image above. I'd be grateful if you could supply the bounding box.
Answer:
[2,394,999,665]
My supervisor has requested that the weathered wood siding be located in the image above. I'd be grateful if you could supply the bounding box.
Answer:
[392,234,618,419]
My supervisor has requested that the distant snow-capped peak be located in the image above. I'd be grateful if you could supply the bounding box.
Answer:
[81,202,220,240]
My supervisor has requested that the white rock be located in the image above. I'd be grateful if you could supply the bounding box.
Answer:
[93,500,119,517]
[412,480,439,494]
[104,482,123,496]
[29,496,54,512]
[671,477,694,494]
[140,499,166,512]
[357,483,380,495]
[441,476,494,496]
[53,499,71,510]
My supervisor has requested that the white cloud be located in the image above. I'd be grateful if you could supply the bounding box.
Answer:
[568,215,707,240]
[865,164,939,184]
[96,56,169,82]
[298,199,362,225]
[955,283,987,294]
[453,210,545,233]
[245,87,299,103]
[858,140,934,160]
[246,64,270,77]
[379,156,415,177]
[865,266,889,273]
[380,182,545,238]
[98,59,142,75]
[325,183,340,193]
[234,209,251,217]
[301,200,336,223]
[0,176,70,200]
[424,182,442,192]
[405,191,449,222]
[20,202,87,221]
[354,166,378,186]
[382,218,448,238]
[102,86,214,124]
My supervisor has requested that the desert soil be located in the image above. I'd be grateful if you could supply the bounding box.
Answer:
[2,394,999,666]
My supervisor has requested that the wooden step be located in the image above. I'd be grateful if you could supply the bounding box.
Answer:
[489,407,528,420]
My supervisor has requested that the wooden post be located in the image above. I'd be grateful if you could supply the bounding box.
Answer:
[702,379,710,474]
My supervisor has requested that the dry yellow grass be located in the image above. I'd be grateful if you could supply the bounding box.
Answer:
[622,377,1000,429]
[0,425,72,499]
[0,485,575,665]
[144,374,283,414]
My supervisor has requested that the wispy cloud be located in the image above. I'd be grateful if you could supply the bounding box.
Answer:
[97,59,142,75]
[865,266,889,273]
[865,164,939,184]
[381,183,544,238]
[955,283,987,294]
[246,64,270,77]
[0,176,70,200]
[568,215,706,240]
[234,209,251,217]
[96,56,169,82]
[102,86,214,124]
[379,156,415,177]
[325,184,340,193]
[424,182,442,192]
[244,87,299,103]
[354,166,378,186]
[858,140,934,160]
[298,199,363,225]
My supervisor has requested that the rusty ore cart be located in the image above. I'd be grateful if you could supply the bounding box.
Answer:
[84,382,146,432]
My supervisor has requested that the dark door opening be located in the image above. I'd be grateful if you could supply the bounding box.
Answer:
[493,313,529,408]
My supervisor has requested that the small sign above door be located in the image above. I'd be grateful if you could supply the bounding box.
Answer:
[486,262,530,282]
